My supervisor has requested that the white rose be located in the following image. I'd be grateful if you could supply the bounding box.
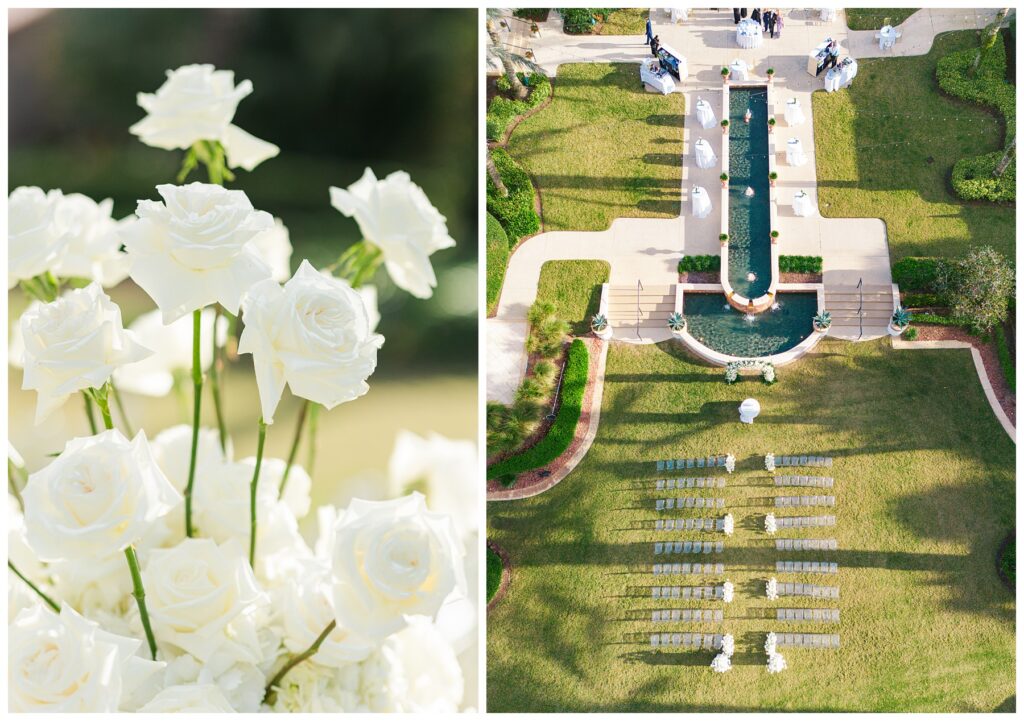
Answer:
[50,193,132,286]
[130,63,279,170]
[241,456,312,520]
[23,429,179,561]
[19,283,152,422]
[385,617,463,712]
[238,260,384,424]
[357,284,381,332]
[280,561,374,667]
[50,550,133,617]
[9,604,164,712]
[114,308,228,396]
[388,430,478,536]
[8,494,46,584]
[269,652,397,713]
[330,168,456,299]
[8,186,66,288]
[123,182,274,323]
[138,684,236,712]
[143,538,267,663]
[251,216,293,282]
[161,647,272,713]
[329,493,464,639]
[151,424,229,492]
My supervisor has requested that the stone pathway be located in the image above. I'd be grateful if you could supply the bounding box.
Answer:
[487,8,999,403]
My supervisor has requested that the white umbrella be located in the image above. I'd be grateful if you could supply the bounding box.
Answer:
[694,138,717,169]
[691,185,711,218]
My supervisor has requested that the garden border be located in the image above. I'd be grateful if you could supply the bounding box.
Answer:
[486,540,513,612]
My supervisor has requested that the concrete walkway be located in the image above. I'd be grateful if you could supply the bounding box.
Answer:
[487,8,999,402]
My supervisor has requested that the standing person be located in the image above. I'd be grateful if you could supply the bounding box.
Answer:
[767,9,777,37]
[751,8,761,25]
[828,40,840,69]
[762,8,772,32]
[774,10,783,38]
[645,15,654,45]
[650,34,661,58]
[740,8,748,19]
[733,7,741,24]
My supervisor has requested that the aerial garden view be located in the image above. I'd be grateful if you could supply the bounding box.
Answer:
[485,7,1015,713]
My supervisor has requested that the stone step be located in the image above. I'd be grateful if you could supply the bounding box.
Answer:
[607,301,677,311]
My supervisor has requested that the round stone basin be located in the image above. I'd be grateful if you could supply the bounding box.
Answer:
[683,292,817,357]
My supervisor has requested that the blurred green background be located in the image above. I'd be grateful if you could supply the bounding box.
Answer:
[8,8,479,504]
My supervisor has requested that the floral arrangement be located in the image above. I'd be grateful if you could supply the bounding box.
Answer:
[710,632,735,673]
[7,64,474,712]
[766,576,779,600]
[722,581,735,603]
[764,452,776,472]
[764,632,787,673]
[722,513,735,536]
[765,513,778,535]
[724,359,777,385]
[725,453,736,473]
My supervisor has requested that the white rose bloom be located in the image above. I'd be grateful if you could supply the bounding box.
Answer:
[388,430,478,536]
[19,283,152,422]
[8,186,66,288]
[238,260,384,424]
[138,684,236,712]
[130,63,279,171]
[50,551,133,617]
[241,455,312,520]
[385,616,464,713]
[151,424,229,492]
[123,182,274,323]
[23,429,179,562]
[269,652,397,713]
[329,168,456,299]
[329,493,465,639]
[8,494,46,584]
[357,284,381,332]
[251,216,293,282]
[143,538,267,664]
[50,193,131,286]
[114,308,228,396]
[9,604,164,712]
[280,561,374,667]
[162,649,269,713]
[9,577,42,624]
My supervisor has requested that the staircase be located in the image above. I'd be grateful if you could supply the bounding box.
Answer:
[824,284,894,340]
[606,284,676,338]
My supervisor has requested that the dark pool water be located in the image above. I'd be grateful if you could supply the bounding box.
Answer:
[683,292,817,357]
[728,86,771,299]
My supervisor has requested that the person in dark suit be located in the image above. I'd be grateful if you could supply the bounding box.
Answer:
[740,8,748,18]
[645,16,654,44]
[733,8,741,23]
[763,9,773,33]
[650,35,661,57]
[766,9,777,36]
[751,8,761,25]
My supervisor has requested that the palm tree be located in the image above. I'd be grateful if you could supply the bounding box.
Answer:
[485,10,544,100]
[970,8,1011,76]
[487,151,508,197]
[994,134,1015,178]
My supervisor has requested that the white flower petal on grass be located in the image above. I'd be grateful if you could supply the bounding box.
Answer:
[9,604,164,712]
[123,182,273,323]
[238,260,383,424]
[330,168,455,299]
[138,684,236,712]
[8,186,66,289]
[50,193,132,287]
[19,283,151,423]
[22,429,180,562]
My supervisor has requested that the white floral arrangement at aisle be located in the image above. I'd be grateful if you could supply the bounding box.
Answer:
[7,64,474,713]
[725,453,736,473]
[720,633,735,657]
[722,513,735,536]
[764,631,778,655]
[767,651,788,674]
[764,452,776,472]
[724,359,777,385]
[710,653,732,673]
[722,581,735,603]
[765,512,778,535]
[766,576,779,600]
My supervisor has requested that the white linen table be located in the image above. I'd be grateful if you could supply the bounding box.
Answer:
[729,58,750,81]
[641,59,676,94]
[695,97,717,129]
[793,190,815,217]
[691,186,712,218]
[784,98,806,126]
[824,67,841,92]
[786,138,807,167]
[694,138,717,169]
[736,19,763,49]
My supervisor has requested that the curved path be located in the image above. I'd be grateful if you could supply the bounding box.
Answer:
[487,8,999,404]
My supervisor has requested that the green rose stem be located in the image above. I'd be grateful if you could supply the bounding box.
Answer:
[83,394,99,435]
[208,305,230,454]
[7,560,60,612]
[262,619,337,705]
[110,382,134,437]
[123,545,159,660]
[248,417,268,566]
[89,383,115,431]
[306,403,321,479]
[8,459,26,511]
[277,400,309,498]
[184,309,204,537]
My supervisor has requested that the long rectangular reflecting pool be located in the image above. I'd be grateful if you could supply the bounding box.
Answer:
[727,85,772,299]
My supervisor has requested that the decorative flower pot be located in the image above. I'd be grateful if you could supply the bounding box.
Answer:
[594,325,613,340]
[813,323,829,334]
[888,322,907,336]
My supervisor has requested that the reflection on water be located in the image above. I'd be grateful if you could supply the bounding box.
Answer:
[684,292,817,357]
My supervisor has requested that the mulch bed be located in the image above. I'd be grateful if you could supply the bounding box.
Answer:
[486,336,603,494]
[909,324,1015,425]
[678,271,719,284]
[779,272,822,283]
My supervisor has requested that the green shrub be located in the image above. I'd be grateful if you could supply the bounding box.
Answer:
[936,33,1015,202]
[994,324,1015,391]
[779,255,823,274]
[486,546,504,601]
[559,8,597,33]
[901,292,943,307]
[495,74,512,93]
[532,359,557,384]
[936,246,1015,334]
[516,377,547,401]
[486,148,540,242]
[677,255,721,273]
[893,257,945,293]
[486,72,552,141]
[526,301,570,358]
[903,327,918,340]
[513,9,550,21]
[487,339,589,479]
[486,212,509,315]
[486,397,543,457]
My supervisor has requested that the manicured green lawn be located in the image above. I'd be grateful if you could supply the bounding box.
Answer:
[536,260,610,335]
[845,8,918,30]
[487,546,504,602]
[507,63,685,232]
[487,339,1015,712]
[599,8,648,36]
[487,212,510,315]
[812,32,1015,262]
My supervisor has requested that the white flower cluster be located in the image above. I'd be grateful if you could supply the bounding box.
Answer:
[765,632,787,674]
[722,513,735,536]
[765,452,776,472]
[8,62,469,713]
[765,512,778,535]
[722,581,735,603]
[766,576,779,600]
[710,632,735,673]
[724,359,777,385]
[725,453,736,473]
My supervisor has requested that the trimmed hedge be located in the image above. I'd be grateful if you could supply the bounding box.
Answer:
[901,292,943,307]
[486,73,552,141]
[994,324,1015,391]
[779,255,823,274]
[677,255,721,273]
[487,338,589,479]
[486,546,504,602]
[486,212,510,315]
[936,33,1015,202]
[513,8,550,21]
[893,257,945,292]
[486,148,541,242]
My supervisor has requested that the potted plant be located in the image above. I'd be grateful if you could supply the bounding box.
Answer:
[888,306,912,336]
[720,172,729,188]
[721,119,730,134]
[770,230,779,244]
[591,312,612,340]
[667,311,686,336]
[766,67,775,82]
[719,233,729,245]
[767,116,776,133]
[530,22,540,36]
[769,171,778,187]
[812,309,832,333]
[721,66,730,83]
